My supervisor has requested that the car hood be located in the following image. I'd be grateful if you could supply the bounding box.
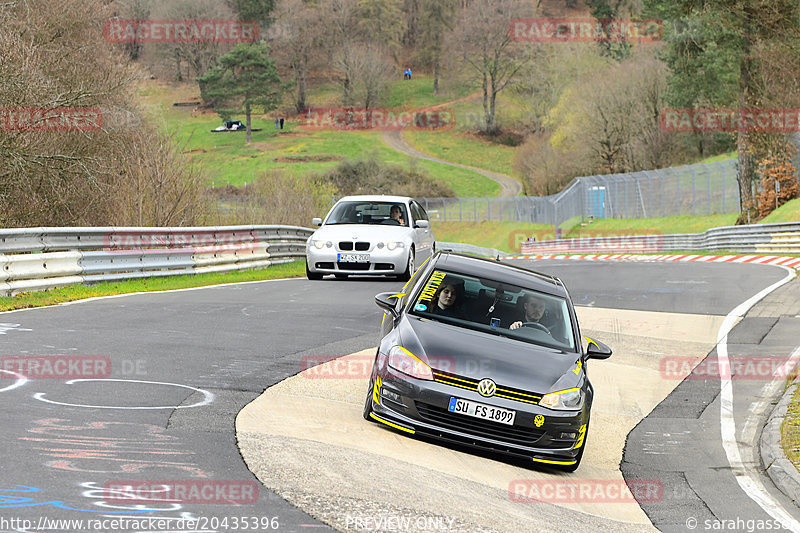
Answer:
[397,315,580,394]
[311,224,413,242]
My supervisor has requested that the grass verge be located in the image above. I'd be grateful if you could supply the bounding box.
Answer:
[782,380,800,471]
[762,198,800,224]
[433,221,552,253]
[565,213,740,238]
[0,261,305,312]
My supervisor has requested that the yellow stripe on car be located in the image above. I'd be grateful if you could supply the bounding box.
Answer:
[531,457,577,466]
[369,413,415,434]
[574,423,587,449]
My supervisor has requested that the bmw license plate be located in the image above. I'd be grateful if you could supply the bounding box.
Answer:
[448,397,516,425]
[337,253,369,262]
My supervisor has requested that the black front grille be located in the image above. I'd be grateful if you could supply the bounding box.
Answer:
[415,402,545,445]
[355,241,370,251]
[338,262,370,271]
[431,370,543,405]
[339,241,353,251]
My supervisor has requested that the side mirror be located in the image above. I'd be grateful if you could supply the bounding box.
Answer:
[585,337,612,360]
[312,217,322,227]
[375,291,403,318]
[415,220,430,228]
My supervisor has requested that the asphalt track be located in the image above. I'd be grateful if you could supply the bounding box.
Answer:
[0,259,798,532]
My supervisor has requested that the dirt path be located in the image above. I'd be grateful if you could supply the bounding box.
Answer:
[381,129,523,197]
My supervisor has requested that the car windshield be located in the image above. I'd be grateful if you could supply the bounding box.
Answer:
[325,201,408,226]
[409,268,576,352]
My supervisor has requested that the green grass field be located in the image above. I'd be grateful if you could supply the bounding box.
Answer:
[565,213,740,237]
[0,261,304,312]
[762,198,800,224]
[138,80,500,196]
[433,221,553,253]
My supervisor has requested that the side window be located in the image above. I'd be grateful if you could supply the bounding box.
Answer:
[410,202,423,224]
[416,202,430,221]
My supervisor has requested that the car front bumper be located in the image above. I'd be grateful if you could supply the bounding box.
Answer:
[369,366,589,466]
[306,246,408,275]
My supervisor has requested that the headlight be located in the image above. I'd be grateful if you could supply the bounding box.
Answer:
[387,346,433,380]
[386,241,405,251]
[310,239,325,249]
[539,388,583,410]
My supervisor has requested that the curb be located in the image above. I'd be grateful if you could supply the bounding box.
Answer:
[499,253,800,271]
[761,376,800,505]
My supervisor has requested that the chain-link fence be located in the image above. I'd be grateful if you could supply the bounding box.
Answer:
[420,159,741,227]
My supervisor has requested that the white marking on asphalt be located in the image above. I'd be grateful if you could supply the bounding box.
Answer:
[0,323,32,334]
[0,369,28,392]
[33,378,215,410]
[717,265,800,530]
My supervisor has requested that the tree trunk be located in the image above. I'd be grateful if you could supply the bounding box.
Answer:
[482,69,490,133]
[433,59,439,95]
[295,57,308,113]
[737,1,755,218]
[245,102,252,145]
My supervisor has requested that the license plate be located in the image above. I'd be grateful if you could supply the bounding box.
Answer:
[447,397,516,425]
[337,253,369,262]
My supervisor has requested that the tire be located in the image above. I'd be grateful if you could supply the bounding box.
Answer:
[398,247,415,281]
[306,261,323,280]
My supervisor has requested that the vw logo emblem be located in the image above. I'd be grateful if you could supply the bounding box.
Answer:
[477,378,496,398]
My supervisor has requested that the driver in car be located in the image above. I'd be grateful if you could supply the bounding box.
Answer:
[390,204,405,225]
[509,293,549,331]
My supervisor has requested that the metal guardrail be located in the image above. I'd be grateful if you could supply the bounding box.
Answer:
[0,225,313,297]
[520,222,800,255]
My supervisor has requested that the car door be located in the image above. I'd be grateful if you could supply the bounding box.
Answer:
[409,201,434,260]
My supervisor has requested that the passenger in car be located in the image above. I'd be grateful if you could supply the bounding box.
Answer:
[431,275,466,319]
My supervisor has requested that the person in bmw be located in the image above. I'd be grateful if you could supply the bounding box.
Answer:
[389,204,405,225]
[305,195,434,281]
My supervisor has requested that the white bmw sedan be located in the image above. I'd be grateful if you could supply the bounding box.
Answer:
[305,195,435,280]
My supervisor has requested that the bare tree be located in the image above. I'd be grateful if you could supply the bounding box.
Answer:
[272,0,324,112]
[150,0,237,80]
[334,43,394,109]
[547,53,673,175]
[447,0,532,134]
[322,0,363,104]
[0,0,205,226]
[418,0,458,95]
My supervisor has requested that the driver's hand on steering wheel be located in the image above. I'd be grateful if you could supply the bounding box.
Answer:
[509,321,523,330]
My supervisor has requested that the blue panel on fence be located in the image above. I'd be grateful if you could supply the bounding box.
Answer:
[590,186,606,219]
